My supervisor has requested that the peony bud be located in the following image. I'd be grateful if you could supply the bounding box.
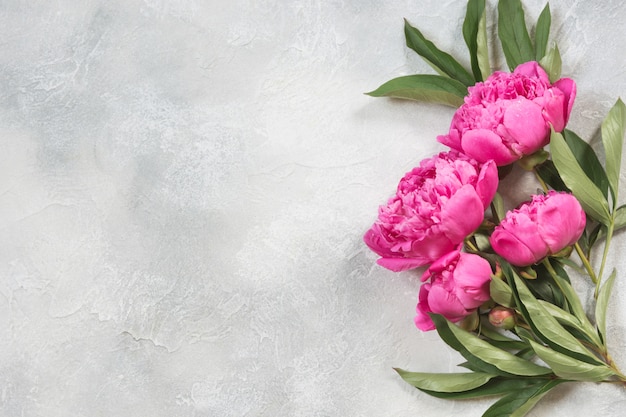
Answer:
[489,191,586,266]
[489,306,516,330]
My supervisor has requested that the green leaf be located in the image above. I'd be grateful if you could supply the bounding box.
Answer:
[420,377,548,400]
[394,369,494,392]
[550,129,612,224]
[365,74,467,107]
[432,314,552,376]
[563,129,610,199]
[534,3,551,61]
[497,0,535,70]
[509,268,603,365]
[482,379,565,417]
[479,323,519,342]
[404,19,475,86]
[596,269,617,344]
[538,300,602,348]
[552,259,601,346]
[539,45,562,83]
[490,277,515,308]
[534,160,568,192]
[601,98,626,207]
[491,192,505,223]
[463,0,489,81]
[528,340,614,381]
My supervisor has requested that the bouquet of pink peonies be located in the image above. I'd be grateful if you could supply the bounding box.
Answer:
[364,1,626,415]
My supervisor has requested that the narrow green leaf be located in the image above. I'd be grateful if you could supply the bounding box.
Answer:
[534,3,551,61]
[538,300,601,348]
[479,323,519,343]
[510,268,603,365]
[535,160,568,192]
[463,0,488,81]
[394,369,494,392]
[563,129,610,199]
[420,377,548,400]
[432,314,552,376]
[491,192,506,223]
[365,74,467,107]
[404,19,475,86]
[490,277,515,308]
[596,269,617,344]
[549,261,594,317]
[550,130,612,224]
[476,7,491,80]
[601,98,626,207]
[482,379,565,417]
[433,314,516,376]
[539,45,562,83]
[528,340,614,381]
[497,0,535,70]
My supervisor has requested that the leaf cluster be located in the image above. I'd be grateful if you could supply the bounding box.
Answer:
[366,0,561,106]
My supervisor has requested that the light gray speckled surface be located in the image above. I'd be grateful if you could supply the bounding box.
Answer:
[2,1,626,416]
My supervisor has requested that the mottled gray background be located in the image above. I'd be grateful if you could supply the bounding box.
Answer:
[2,0,626,416]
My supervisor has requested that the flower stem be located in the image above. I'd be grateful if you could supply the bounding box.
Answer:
[533,168,550,193]
[574,242,597,284]
[596,221,615,298]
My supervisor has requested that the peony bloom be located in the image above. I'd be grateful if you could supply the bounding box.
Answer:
[438,61,576,166]
[490,191,586,266]
[364,151,498,272]
[415,250,492,331]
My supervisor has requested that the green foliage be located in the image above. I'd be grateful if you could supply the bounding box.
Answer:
[601,99,626,207]
[394,369,494,392]
[534,4,551,61]
[463,0,490,81]
[550,129,612,224]
[497,0,534,70]
[404,19,475,86]
[482,379,565,417]
[596,269,617,344]
[539,45,562,83]
[365,75,466,107]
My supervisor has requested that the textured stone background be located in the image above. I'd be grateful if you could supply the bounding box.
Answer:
[2,0,626,416]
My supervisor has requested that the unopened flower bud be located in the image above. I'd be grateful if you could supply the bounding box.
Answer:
[489,306,516,330]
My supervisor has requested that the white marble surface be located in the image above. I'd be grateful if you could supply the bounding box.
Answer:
[2,0,626,416]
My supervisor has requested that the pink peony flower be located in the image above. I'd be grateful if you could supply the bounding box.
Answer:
[438,61,576,166]
[363,150,498,272]
[415,250,492,331]
[490,191,586,266]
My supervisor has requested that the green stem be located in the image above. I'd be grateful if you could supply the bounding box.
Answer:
[574,242,597,284]
[464,237,479,252]
[533,168,550,193]
[596,221,615,298]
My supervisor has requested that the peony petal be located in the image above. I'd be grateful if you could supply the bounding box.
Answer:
[537,90,565,131]
[415,284,436,331]
[451,253,492,309]
[427,285,469,322]
[503,98,549,155]
[553,78,576,126]
[439,184,484,243]
[437,129,462,152]
[514,61,549,84]
[490,228,541,266]
[536,192,586,253]
[461,128,517,165]
[475,160,499,209]
[376,256,429,272]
